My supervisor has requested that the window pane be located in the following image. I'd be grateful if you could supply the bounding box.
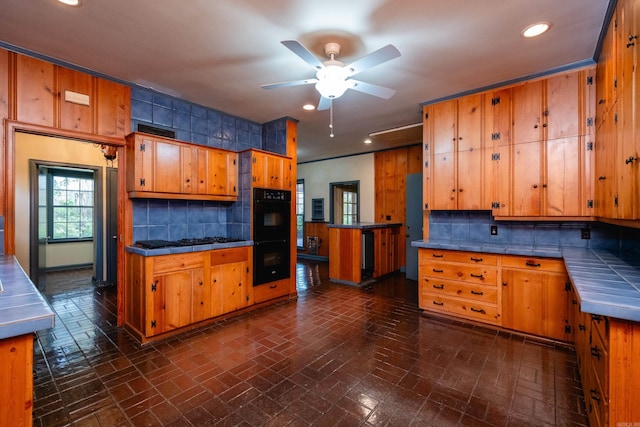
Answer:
[48,170,94,241]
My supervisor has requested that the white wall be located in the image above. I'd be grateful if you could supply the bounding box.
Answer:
[297,153,375,223]
[14,133,116,273]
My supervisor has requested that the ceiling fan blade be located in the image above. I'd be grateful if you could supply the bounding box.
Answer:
[349,80,396,99]
[261,78,318,90]
[281,40,324,70]
[317,96,331,111]
[345,44,401,76]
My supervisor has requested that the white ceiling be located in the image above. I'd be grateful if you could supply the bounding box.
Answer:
[0,0,610,162]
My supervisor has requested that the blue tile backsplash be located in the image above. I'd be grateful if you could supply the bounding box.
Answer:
[429,211,640,251]
[129,86,293,241]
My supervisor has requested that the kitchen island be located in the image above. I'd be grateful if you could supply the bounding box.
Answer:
[328,222,402,286]
[0,255,55,427]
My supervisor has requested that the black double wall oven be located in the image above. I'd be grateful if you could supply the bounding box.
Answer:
[253,188,291,286]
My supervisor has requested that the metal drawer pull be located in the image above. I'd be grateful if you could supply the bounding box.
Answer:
[432,254,444,258]
[470,290,484,296]
[433,301,444,306]
[432,268,444,273]
[433,284,444,289]
[525,261,541,267]
[470,307,486,314]
[470,257,483,262]
[470,273,484,279]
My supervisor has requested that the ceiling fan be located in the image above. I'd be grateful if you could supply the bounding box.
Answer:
[261,40,401,136]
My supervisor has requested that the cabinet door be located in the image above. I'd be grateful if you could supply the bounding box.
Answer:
[212,261,251,315]
[512,81,543,145]
[546,72,581,140]
[252,152,267,187]
[181,145,197,194]
[191,269,210,323]
[154,140,183,193]
[542,272,570,341]
[511,140,542,216]
[266,155,284,189]
[161,270,194,331]
[485,89,512,215]
[431,100,457,210]
[132,135,156,192]
[423,105,433,210]
[595,104,619,217]
[15,55,55,127]
[545,136,582,216]
[457,94,485,209]
[502,269,544,335]
[208,150,238,196]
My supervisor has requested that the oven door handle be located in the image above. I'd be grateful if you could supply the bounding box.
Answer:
[254,239,289,246]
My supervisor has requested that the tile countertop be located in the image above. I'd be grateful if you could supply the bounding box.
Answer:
[125,240,254,256]
[0,255,55,340]
[327,222,403,229]
[412,240,640,323]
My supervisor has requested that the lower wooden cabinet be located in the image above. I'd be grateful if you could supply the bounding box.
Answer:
[501,255,571,341]
[417,249,571,340]
[126,246,254,340]
[254,278,290,303]
[418,249,501,325]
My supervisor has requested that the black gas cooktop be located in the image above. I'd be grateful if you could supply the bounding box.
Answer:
[135,237,243,249]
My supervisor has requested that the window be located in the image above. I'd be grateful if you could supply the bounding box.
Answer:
[296,179,304,248]
[48,169,94,241]
[330,181,359,225]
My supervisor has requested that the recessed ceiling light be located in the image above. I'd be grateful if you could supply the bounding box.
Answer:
[58,0,81,5]
[522,22,551,38]
[364,138,372,144]
[302,104,315,111]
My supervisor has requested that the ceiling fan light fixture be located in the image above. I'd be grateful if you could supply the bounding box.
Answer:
[315,65,351,99]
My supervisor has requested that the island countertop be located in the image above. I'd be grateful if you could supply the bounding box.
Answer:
[0,255,55,339]
[327,222,403,230]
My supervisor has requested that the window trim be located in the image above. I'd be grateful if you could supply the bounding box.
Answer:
[47,168,95,243]
[329,180,360,225]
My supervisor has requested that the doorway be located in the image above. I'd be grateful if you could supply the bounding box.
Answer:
[329,181,359,224]
[29,161,104,294]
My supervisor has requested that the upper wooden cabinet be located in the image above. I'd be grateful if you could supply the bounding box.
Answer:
[423,68,595,219]
[13,53,130,138]
[423,93,490,210]
[594,0,640,220]
[126,132,238,201]
[250,149,292,190]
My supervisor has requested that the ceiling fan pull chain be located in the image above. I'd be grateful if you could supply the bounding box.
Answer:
[329,99,334,138]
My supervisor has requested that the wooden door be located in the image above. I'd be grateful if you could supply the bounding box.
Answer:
[252,152,266,187]
[208,150,229,195]
[595,104,619,217]
[512,81,543,145]
[423,105,433,210]
[431,100,457,210]
[545,136,582,216]
[485,89,512,215]
[546,72,580,140]
[196,147,210,194]
[191,269,210,323]
[181,145,197,194]
[456,94,484,209]
[132,135,155,192]
[154,139,183,193]
[160,270,194,331]
[542,272,570,341]
[502,269,544,336]
[266,155,284,189]
[511,140,542,216]
[213,261,250,315]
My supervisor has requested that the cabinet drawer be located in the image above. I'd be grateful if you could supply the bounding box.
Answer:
[420,277,498,304]
[420,249,497,266]
[253,279,289,303]
[421,293,500,324]
[153,253,204,274]
[501,255,566,272]
[421,262,497,285]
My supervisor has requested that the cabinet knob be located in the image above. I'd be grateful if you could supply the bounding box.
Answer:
[534,124,539,129]
[533,184,538,189]
[625,156,637,164]
[458,188,463,192]
[542,183,547,188]
[186,179,190,183]
[598,176,606,181]
[452,188,456,192]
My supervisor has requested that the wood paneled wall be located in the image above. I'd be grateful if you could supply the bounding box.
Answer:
[302,221,330,258]
[374,144,423,268]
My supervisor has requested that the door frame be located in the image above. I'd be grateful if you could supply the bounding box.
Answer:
[3,120,127,325]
